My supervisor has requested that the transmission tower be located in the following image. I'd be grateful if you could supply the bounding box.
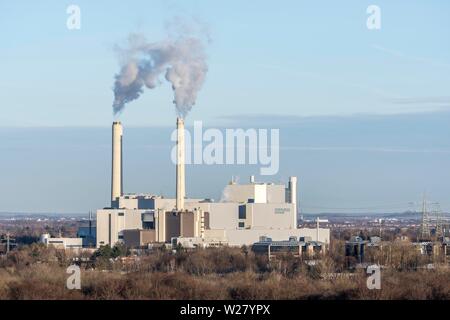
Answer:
[420,193,431,240]
[431,202,443,239]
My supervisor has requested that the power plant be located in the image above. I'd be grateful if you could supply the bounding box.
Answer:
[94,120,330,248]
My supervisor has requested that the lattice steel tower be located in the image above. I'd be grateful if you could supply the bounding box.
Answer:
[420,193,431,240]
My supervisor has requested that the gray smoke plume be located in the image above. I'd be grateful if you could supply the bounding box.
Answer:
[112,31,208,118]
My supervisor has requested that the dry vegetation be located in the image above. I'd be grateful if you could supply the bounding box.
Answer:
[0,242,449,300]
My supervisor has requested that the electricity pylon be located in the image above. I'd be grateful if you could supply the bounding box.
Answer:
[431,202,443,239]
[420,193,431,241]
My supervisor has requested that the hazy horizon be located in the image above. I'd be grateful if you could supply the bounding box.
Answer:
[1,111,449,214]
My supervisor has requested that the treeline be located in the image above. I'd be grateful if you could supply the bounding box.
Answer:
[0,243,449,299]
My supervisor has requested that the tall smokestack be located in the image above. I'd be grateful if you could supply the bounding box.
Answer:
[289,176,297,227]
[111,122,123,205]
[176,117,185,211]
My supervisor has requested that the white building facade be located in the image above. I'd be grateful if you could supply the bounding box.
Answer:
[96,178,330,248]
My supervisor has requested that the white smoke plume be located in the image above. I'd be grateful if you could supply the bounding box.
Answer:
[112,26,208,118]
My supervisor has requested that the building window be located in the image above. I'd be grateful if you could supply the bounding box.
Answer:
[143,221,154,230]
[238,205,246,219]
[118,212,124,216]
[118,235,124,240]
[238,222,245,228]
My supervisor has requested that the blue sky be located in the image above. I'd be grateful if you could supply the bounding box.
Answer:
[1,0,449,125]
[0,1,449,213]
[1,114,450,214]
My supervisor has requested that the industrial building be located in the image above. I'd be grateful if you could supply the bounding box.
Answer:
[96,120,330,248]
[40,233,83,250]
[252,236,325,259]
[77,212,97,247]
[345,236,381,265]
[413,238,450,258]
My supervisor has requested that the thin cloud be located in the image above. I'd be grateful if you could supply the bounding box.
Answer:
[280,146,450,154]
[383,96,450,113]
[389,96,450,105]
[371,44,450,69]
[216,109,450,126]
[255,63,401,100]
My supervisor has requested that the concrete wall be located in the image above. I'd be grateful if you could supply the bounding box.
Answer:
[96,210,110,247]
[155,209,166,243]
[208,203,240,230]
[122,229,141,247]
[45,237,83,249]
[180,212,195,237]
[248,203,296,229]
[141,229,156,245]
[165,212,180,242]
[96,209,146,247]
[123,229,156,247]
[266,184,286,203]
[254,184,267,203]
[205,229,227,242]
[154,198,176,211]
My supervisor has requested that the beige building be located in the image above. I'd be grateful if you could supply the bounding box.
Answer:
[96,177,330,248]
[40,233,83,250]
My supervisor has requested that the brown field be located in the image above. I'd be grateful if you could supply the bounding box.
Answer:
[0,242,449,300]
